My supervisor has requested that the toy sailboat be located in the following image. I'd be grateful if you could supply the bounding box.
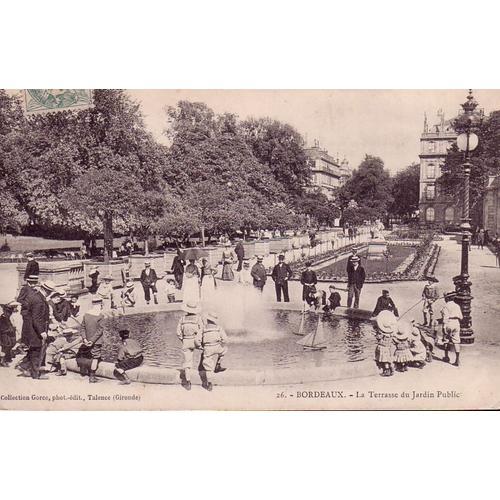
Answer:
[293,306,307,336]
[296,314,327,350]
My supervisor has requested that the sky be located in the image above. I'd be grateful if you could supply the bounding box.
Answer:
[128,89,500,174]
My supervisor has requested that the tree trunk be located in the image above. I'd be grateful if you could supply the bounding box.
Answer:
[103,211,113,263]
[144,238,149,256]
[201,225,206,248]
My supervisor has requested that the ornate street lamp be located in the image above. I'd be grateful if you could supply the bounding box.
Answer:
[452,90,483,344]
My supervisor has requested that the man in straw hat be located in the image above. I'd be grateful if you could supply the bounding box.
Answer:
[197,312,228,391]
[17,274,39,306]
[0,301,21,367]
[421,274,440,327]
[440,291,463,366]
[23,252,39,282]
[16,280,55,379]
[347,255,366,309]
[45,326,80,376]
[77,295,105,383]
[140,261,159,305]
[97,274,117,309]
[250,256,267,293]
[176,302,204,390]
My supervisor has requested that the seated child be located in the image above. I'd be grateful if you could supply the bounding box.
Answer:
[113,329,144,385]
[323,285,341,315]
[69,295,80,317]
[45,326,80,376]
[409,322,427,368]
[121,281,136,308]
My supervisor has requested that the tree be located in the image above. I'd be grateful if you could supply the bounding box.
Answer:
[337,155,393,221]
[294,190,339,228]
[240,117,311,199]
[439,110,500,226]
[62,168,145,261]
[390,163,420,220]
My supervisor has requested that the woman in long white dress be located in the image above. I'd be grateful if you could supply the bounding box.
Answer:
[182,259,201,305]
[200,258,217,302]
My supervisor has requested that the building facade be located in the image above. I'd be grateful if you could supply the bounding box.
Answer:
[483,175,500,236]
[418,110,461,227]
[305,142,350,200]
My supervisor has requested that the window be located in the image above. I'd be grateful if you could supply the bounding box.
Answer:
[426,207,435,222]
[445,207,454,222]
[426,185,435,200]
[428,141,436,153]
[427,163,436,178]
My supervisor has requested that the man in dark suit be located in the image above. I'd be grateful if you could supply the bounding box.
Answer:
[234,240,245,272]
[23,253,39,281]
[17,280,54,379]
[17,274,39,306]
[347,256,366,309]
[251,256,267,292]
[271,254,293,302]
[140,261,159,305]
[300,262,318,303]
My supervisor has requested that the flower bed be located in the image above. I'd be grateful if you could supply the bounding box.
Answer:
[290,236,440,283]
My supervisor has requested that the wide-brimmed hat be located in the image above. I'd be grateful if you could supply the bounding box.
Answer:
[394,321,411,340]
[376,310,398,334]
[206,311,218,323]
[2,300,20,311]
[41,280,57,293]
[126,281,135,289]
[425,274,439,283]
[103,274,113,281]
[26,275,39,283]
[54,287,67,298]
[183,301,201,314]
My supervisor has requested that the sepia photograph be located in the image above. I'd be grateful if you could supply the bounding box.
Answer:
[0,88,499,410]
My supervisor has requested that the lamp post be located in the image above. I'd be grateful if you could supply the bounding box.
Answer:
[452,90,482,344]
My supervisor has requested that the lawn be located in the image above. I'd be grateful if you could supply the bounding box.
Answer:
[317,245,415,278]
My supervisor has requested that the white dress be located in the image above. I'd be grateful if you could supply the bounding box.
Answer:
[182,265,201,305]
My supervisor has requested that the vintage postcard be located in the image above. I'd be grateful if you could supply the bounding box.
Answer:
[1,89,499,410]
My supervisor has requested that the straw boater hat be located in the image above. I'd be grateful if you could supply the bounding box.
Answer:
[183,301,201,314]
[350,255,360,263]
[256,255,263,262]
[41,280,57,293]
[376,310,398,334]
[126,281,135,289]
[103,274,113,281]
[394,321,411,340]
[145,261,151,266]
[62,327,78,337]
[206,311,218,323]
[27,274,39,284]
[26,252,34,258]
[444,291,457,300]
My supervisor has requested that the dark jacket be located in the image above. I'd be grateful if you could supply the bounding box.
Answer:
[24,260,39,280]
[271,262,292,284]
[347,265,366,288]
[328,292,341,309]
[51,299,73,322]
[300,269,317,286]
[17,283,34,306]
[140,268,158,287]
[373,296,399,317]
[234,242,245,260]
[20,289,50,347]
[251,263,267,285]
[0,314,17,349]
[171,255,185,274]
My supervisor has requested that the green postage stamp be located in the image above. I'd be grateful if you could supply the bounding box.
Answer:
[24,89,93,114]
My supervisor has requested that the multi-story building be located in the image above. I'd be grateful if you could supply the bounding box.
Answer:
[418,110,461,227]
[305,141,350,200]
[483,175,500,236]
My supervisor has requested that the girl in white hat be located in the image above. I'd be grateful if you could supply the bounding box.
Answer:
[374,310,397,377]
[393,321,414,372]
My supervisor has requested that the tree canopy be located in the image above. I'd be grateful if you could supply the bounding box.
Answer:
[390,163,420,220]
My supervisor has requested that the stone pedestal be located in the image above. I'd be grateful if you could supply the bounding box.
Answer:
[366,239,388,260]
[17,261,85,295]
